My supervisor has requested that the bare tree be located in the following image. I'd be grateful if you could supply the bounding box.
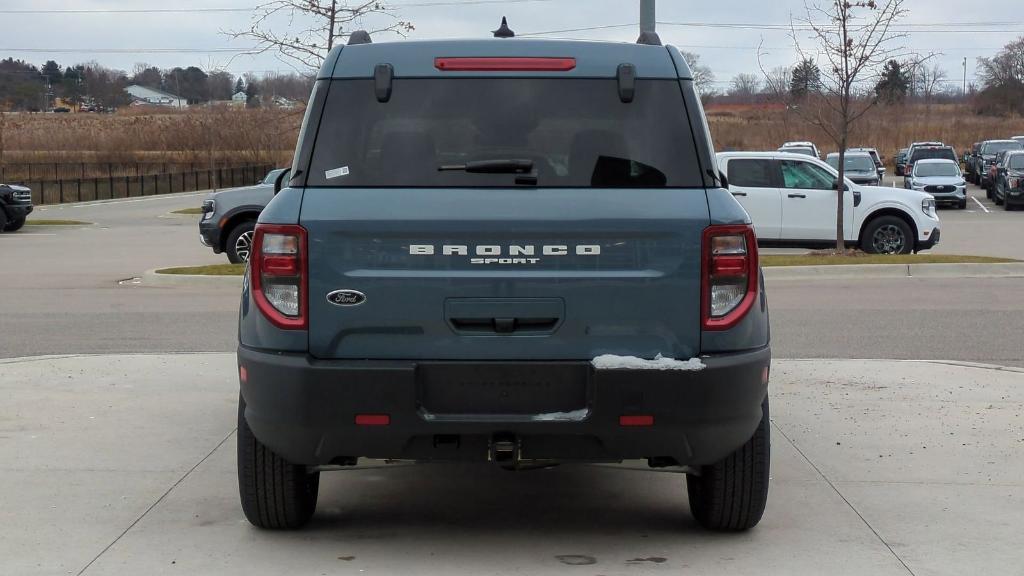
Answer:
[760,0,910,252]
[680,50,716,95]
[917,63,947,103]
[228,1,413,73]
[729,73,762,98]
[762,66,793,99]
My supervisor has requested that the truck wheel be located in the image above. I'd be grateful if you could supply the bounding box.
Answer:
[0,210,8,233]
[226,221,256,263]
[959,199,967,210]
[237,395,319,529]
[686,397,770,531]
[861,215,913,254]
[5,217,26,232]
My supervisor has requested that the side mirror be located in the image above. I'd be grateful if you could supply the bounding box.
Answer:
[832,179,850,192]
[273,168,292,194]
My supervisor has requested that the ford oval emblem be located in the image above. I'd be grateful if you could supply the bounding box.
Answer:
[326,289,366,307]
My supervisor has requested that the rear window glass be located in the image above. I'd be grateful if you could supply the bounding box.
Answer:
[780,147,815,157]
[910,148,956,163]
[306,78,703,188]
[827,155,874,172]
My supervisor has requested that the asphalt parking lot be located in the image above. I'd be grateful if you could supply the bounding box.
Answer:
[2,190,1023,575]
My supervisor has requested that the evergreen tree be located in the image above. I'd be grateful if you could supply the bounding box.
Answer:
[790,58,821,99]
[875,60,910,104]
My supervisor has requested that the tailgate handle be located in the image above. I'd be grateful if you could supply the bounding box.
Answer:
[450,317,559,334]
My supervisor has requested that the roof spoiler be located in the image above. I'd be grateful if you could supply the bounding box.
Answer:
[348,30,372,45]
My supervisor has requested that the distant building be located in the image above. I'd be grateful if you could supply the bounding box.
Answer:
[124,85,187,108]
[232,91,248,105]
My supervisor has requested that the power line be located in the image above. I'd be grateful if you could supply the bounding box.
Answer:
[0,0,558,14]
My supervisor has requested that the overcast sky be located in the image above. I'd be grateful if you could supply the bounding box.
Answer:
[2,0,1020,88]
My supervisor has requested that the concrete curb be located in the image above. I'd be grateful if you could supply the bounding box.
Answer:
[763,262,1024,280]
[142,268,244,288]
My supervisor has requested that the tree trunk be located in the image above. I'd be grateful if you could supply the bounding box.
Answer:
[836,136,847,252]
[327,1,338,51]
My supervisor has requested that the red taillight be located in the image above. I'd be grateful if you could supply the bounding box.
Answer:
[434,57,577,72]
[619,415,655,427]
[701,224,759,331]
[355,414,390,426]
[249,224,307,330]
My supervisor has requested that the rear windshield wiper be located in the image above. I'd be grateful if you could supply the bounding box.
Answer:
[438,159,534,174]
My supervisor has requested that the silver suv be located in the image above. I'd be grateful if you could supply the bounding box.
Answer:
[198,169,289,262]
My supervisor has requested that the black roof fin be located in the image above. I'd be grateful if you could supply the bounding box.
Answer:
[636,31,662,46]
[493,16,515,38]
[348,30,372,45]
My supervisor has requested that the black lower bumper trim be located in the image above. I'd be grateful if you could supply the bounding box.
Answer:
[238,346,771,467]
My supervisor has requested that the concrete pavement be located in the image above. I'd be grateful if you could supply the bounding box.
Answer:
[2,354,1021,575]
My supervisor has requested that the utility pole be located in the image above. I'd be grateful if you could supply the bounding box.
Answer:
[638,0,660,45]
[962,57,967,97]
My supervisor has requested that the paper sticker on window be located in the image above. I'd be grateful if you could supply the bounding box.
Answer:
[325,166,350,179]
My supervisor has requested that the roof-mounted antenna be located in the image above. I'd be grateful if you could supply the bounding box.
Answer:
[348,30,372,45]
[493,16,515,38]
[636,0,663,46]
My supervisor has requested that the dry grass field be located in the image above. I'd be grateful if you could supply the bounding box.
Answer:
[0,108,299,167]
[707,103,1024,163]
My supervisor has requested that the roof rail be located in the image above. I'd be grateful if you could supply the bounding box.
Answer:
[348,30,372,45]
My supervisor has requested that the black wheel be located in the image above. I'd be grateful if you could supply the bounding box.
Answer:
[0,210,8,233]
[4,217,26,232]
[686,397,770,531]
[237,395,319,529]
[861,215,914,254]
[959,199,967,209]
[994,189,1004,206]
[225,220,256,264]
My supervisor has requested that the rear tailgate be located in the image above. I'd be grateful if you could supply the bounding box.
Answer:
[302,187,708,360]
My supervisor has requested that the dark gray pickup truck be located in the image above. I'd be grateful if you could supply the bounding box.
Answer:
[0,184,33,232]
[235,31,772,532]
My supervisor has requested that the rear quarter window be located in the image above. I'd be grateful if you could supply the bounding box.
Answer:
[305,78,704,188]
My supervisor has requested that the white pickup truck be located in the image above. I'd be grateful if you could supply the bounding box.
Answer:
[718,151,940,254]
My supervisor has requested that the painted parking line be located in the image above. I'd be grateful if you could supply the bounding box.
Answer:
[972,196,991,213]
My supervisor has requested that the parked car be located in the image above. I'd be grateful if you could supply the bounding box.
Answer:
[904,144,957,188]
[0,183,33,232]
[198,168,289,263]
[236,33,772,532]
[778,141,820,158]
[895,148,910,176]
[826,151,881,185]
[992,150,1024,210]
[849,147,885,180]
[964,142,982,182]
[1011,136,1024,146]
[971,140,1022,191]
[719,151,940,254]
[906,159,967,209]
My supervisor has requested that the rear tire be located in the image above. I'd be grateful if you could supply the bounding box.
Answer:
[237,395,319,529]
[5,217,26,232]
[861,215,914,255]
[225,220,256,264]
[0,210,8,233]
[686,397,770,531]
[959,199,967,210]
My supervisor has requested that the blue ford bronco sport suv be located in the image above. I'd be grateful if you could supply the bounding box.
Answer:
[237,30,771,532]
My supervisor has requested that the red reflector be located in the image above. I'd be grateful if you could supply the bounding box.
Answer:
[355,414,390,426]
[239,365,247,383]
[619,415,654,427]
[434,57,576,72]
[262,255,298,276]
[711,254,748,277]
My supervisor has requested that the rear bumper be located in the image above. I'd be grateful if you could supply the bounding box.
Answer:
[238,345,771,467]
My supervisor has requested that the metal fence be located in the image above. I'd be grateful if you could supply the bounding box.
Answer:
[7,164,274,205]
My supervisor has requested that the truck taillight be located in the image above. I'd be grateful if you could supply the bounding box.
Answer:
[250,224,307,330]
[701,224,759,331]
